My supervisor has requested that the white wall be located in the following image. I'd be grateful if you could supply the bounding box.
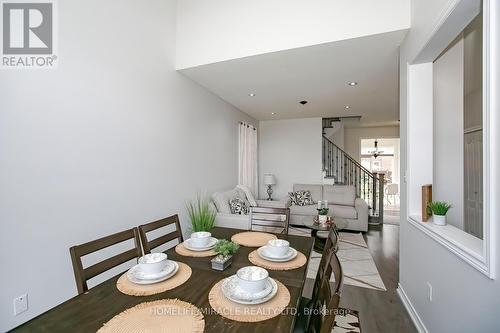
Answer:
[433,37,464,229]
[343,126,400,162]
[407,64,434,217]
[324,122,344,150]
[176,0,410,69]
[464,15,483,130]
[258,118,322,199]
[399,1,500,332]
[0,0,256,331]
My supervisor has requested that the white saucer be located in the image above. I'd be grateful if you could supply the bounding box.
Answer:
[257,246,298,262]
[222,276,278,305]
[183,237,218,251]
[126,261,179,285]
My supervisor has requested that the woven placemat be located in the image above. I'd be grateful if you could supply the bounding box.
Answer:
[248,250,307,270]
[231,232,278,247]
[98,299,204,333]
[208,278,290,322]
[175,243,216,257]
[116,262,192,296]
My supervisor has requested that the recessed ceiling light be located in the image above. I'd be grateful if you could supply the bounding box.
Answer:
[345,105,350,109]
[348,82,358,86]
[271,112,276,115]
[299,100,308,105]
[249,93,256,97]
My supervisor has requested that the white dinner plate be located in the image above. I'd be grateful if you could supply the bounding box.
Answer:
[126,261,179,285]
[221,275,273,301]
[257,246,298,262]
[222,276,278,305]
[183,237,218,251]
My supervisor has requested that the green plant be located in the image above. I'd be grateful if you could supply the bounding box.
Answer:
[214,239,239,258]
[318,208,329,215]
[427,201,452,216]
[186,194,216,232]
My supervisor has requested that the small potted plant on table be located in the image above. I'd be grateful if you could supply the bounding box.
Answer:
[211,239,239,271]
[316,200,330,224]
[427,201,452,226]
[317,207,329,225]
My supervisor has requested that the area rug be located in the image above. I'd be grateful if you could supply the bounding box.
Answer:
[383,210,400,225]
[306,232,386,291]
[333,308,361,333]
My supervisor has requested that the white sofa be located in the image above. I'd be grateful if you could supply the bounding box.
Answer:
[210,186,289,230]
[289,184,369,232]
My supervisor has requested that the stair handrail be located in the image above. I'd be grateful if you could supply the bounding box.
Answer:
[322,135,374,178]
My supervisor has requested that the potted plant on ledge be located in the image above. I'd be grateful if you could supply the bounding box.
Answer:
[427,201,452,226]
[211,239,239,271]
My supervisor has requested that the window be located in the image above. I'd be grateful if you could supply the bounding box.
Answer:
[406,1,495,277]
[433,13,483,239]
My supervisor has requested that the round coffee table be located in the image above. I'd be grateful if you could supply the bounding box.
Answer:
[303,217,348,252]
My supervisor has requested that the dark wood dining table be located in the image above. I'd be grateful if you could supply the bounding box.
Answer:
[12,227,314,333]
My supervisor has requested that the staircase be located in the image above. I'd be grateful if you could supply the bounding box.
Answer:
[322,135,385,221]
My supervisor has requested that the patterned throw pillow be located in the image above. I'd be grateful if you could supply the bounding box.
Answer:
[288,190,313,206]
[229,197,249,215]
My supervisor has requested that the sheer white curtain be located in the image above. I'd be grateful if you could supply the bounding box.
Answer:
[238,122,258,196]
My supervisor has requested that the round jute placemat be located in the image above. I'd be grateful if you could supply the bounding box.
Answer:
[248,250,307,271]
[97,299,204,333]
[231,231,278,247]
[208,278,290,322]
[116,262,192,296]
[175,243,216,257]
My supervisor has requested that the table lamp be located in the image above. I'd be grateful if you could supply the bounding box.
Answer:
[263,174,276,200]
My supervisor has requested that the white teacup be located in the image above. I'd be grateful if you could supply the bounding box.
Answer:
[266,239,290,257]
[138,253,168,275]
[190,231,212,248]
[236,266,269,293]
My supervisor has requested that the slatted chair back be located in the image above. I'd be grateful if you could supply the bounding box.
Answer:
[311,227,339,302]
[138,214,183,254]
[308,251,344,333]
[69,228,142,295]
[249,206,290,234]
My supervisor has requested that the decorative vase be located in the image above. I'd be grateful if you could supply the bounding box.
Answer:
[211,255,232,271]
[318,215,328,224]
[432,215,447,226]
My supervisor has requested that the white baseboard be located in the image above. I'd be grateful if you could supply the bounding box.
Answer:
[397,283,428,333]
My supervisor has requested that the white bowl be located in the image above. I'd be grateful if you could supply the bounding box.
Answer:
[236,266,269,293]
[138,253,168,275]
[190,231,212,248]
[266,239,290,257]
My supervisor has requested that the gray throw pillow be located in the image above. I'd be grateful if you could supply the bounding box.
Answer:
[289,190,313,206]
[229,197,249,215]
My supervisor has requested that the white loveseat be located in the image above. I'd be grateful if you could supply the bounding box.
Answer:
[210,186,289,230]
[289,184,369,232]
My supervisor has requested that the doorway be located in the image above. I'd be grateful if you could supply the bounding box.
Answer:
[360,138,400,224]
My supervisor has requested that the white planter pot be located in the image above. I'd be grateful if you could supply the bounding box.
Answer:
[318,215,328,224]
[433,214,447,226]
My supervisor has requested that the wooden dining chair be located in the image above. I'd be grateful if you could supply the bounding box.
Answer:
[69,228,142,295]
[311,228,339,302]
[294,228,341,333]
[307,251,344,333]
[249,206,290,234]
[138,214,183,254]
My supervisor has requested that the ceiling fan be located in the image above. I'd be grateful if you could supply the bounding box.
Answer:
[368,139,384,158]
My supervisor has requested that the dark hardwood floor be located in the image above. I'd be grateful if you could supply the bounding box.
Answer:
[303,224,417,333]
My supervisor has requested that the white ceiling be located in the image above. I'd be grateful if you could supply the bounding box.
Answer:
[180,30,408,124]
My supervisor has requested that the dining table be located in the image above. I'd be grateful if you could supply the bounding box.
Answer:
[12,227,314,333]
